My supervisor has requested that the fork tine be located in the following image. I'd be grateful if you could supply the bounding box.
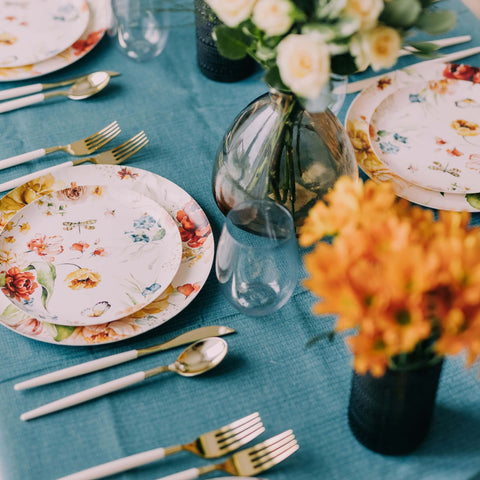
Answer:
[220,424,266,452]
[247,430,294,456]
[253,442,299,473]
[115,134,148,157]
[215,412,261,438]
[114,136,149,162]
[86,123,121,150]
[111,131,147,154]
[84,121,120,144]
[216,412,262,441]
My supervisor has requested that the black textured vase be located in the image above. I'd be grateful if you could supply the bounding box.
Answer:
[348,360,444,455]
[194,0,255,82]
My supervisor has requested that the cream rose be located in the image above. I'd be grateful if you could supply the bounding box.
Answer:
[343,0,384,31]
[252,0,295,36]
[205,0,257,27]
[276,33,330,99]
[364,25,402,71]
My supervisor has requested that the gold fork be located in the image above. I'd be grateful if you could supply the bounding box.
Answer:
[0,131,149,193]
[156,430,298,480]
[0,121,121,171]
[57,413,264,480]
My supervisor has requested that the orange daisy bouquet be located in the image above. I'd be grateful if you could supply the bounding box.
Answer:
[299,177,480,377]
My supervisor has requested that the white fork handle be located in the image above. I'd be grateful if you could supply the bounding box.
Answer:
[0,161,73,192]
[57,447,166,480]
[155,468,201,480]
[0,93,46,113]
[20,371,145,421]
[0,83,43,101]
[0,149,46,171]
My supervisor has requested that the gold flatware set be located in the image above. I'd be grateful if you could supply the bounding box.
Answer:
[56,413,298,480]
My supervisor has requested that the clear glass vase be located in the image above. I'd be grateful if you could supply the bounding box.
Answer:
[212,89,358,230]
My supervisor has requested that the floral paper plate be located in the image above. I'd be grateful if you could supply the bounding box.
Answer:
[0,0,90,68]
[0,184,182,326]
[346,62,480,212]
[0,165,214,346]
[369,78,480,193]
[0,0,109,81]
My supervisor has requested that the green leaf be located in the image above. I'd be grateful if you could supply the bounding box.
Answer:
[330,53,357,75]
[377,130,390,137]
[152,228,166,241]
[213,25,250,60]
[0,272,5,288]
[407,41,440,54]
[316,0,347,20]
[466,193,480,210]
[52,324,76,342]
[263,66,289,93]
[380,0,422,28]
[415,10,456,35]
[27,262,56,310]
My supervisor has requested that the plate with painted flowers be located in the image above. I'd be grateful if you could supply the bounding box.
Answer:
[0,184,182,326]
[0,0,90,68]
[0,165,214,345]
[369,77,480,194]
[0,0,109,81]
[346,62,480,212]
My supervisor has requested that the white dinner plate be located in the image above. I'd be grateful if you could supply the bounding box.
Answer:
[0,0,90,68]
[345,61,480,212]
[0,0,109,81]
[369,78,480,193]
[0,165,214,345]
[0,184,182,326]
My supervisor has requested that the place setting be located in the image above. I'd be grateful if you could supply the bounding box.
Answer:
[1,0,480,479]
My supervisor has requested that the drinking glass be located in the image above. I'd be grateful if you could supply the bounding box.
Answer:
[216,199,299,316]
[111,0,169,62]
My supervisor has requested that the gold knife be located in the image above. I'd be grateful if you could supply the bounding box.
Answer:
[0,71,121,102]
[14,326,235,390]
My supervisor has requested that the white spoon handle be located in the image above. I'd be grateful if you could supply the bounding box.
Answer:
[0,83,43,101]
[15,350,139,390]
[0,160,74,192]
[57,447,166,480]
[20,371,146,421]
[155,468,201,480]
[0,93,46,113]
[0,149,46,171]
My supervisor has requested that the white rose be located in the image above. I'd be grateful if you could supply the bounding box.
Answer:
[205,0,257,27]
[364,25,401,71]
[252,0,295,36]
[276,33,331,99]
[343,0,384,30]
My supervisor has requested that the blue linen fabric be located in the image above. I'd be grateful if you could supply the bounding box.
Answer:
[0,1,480,479]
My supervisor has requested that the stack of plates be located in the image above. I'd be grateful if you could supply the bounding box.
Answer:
[346,61,480,212]
[0,165,215,346]
[0,0,110,81]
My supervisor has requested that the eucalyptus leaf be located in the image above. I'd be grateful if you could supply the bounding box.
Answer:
[380,0,422,28]
[415,10,456,35]
[316,0,347,20]
[152,228,166,241]
[213,25,250,60]
[406,41,441,54]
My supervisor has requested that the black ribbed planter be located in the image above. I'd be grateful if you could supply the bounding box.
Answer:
[348,360,444,455]
[194,0,255,82]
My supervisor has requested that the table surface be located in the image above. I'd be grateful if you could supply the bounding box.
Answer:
[0,1,479,479]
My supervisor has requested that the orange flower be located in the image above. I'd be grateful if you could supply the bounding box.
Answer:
[65,268,101,290]
[2,267,38,302]
[301,176,480,376]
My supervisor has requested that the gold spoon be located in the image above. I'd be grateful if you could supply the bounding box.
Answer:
[20,337,228,421]
[0,71,113,113]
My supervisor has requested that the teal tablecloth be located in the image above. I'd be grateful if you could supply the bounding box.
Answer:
[0,1,479,479]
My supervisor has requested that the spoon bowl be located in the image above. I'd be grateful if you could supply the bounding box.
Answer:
[172,337,229,377]
[50,71,112,100]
